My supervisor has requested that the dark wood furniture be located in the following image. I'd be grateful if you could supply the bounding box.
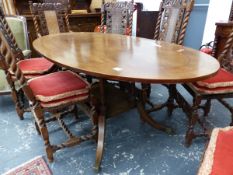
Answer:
[0,20,97,168]
[180,22,233,146]
[141,0,195,133]
[33,32,219,170]
[11,0,101,56]
[0,10,57,119]
[136,9,159,39]
[154,0,195,44]
[100,1,134,35]
[13,0,92,14]
[29,1,71,37]
[213,21,233,58]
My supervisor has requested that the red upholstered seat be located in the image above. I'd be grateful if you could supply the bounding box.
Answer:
[197,68,233,88]
[40,94,88,108]
[190,83,233,94]
[17,57,54,75]
[29,71,90,108]
[198,127,233,175]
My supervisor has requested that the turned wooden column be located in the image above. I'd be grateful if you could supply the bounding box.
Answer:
[213,21,233,59]
[1,0,17,15]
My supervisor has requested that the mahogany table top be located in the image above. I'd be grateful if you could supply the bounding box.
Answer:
[33,32,220,83]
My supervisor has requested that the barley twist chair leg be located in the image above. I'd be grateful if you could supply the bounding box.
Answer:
[33,104,54,162]
[185,97,202,147]
[11,89,24,120]
[34,121,41,135]
[166,85,177,117]
[203,99,211,117]
[72,105,79,121]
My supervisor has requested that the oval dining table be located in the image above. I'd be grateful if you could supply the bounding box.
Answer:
[33,32,220,170]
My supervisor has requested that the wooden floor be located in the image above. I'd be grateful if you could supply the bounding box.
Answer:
[0,84,231,175]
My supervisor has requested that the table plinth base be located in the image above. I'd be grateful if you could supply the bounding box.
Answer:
[137,101,173,134]
[92,81,172,171]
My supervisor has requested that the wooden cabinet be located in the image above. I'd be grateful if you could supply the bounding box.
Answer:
[136,3,158,39]
[13,0,93,14]
[69,13,100,32]
[13,0,101,33]
[11,0,101,56]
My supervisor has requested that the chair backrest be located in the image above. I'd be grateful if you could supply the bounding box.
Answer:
[0,8,25,61]
[1,0,17,15]
[154,0,194,45]
[5,15,31,58]
[0,19,35,103]
[217,28,233,72]
[29,1,70,37]
[100,1,134,35]
[0,53,10,94]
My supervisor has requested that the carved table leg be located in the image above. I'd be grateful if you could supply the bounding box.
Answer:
[137,101,173,133]
[94,79,106,171]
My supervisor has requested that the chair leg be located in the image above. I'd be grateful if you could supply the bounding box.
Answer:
[6,73,25,119]
[35,121,41,135]
[166,85,177,117]
[203,99,211,117]
[11,88,24,120]
[146,84,151,98]
[230,113,233,126]
[73,105,79,120]
[141,83,151,98]
[33,104,54,162]
[185,96,202,147]
[218,99,233,126]
[86,75,93,83]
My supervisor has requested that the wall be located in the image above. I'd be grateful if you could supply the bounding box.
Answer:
[202,0,232,44]
[183,0,209,49]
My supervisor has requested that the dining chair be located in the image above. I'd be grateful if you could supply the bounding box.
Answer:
[0,22,97,163]
[99,0,134,35]
[141,0,195,115]
[154,0,194,44]
[93,0,135,90]
[0,8,55,119]
[29,1,71,38]
[6,15,31,58]
[198,126,233,175]
[0,58,10,96]
[180,27,233,146]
